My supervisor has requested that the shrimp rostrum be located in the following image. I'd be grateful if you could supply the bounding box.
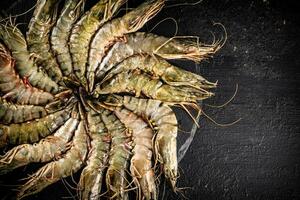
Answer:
[0,0,222,199]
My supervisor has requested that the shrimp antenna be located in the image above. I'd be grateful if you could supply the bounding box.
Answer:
[0,2,37,23]
[212,21,228,49]
[174,186,192,200]
[124,186,139,192]
[180,104,200,128]
[149,17,178,37]
[69,170,79,188]
[176,102,201,122]
[125,0,129,14]
[112,0,133,18]
[112,7,134,18]
[201,109,242,127]
[161,178,166,200]
[60,178,77,200]
[165,0,204,8]
[178,126,193,134]
[205,83,239,108]
[94,190,109,199]
[0,182,22,187]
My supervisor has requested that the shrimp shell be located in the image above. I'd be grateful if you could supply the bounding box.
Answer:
[130,32,221,61]
[87,0,165,91]
[95,71,213,103]
[0,108,71,148]
[0,25,59,94]
[0,109,79,175]
[114,107,157,200]
[78,108,111,200]
[27,0,63,83]
[101,108,132,200]
[69,0,127,88]
[51,0,86,77]
[0,98,47,124]
[101,54,216,90]
[96,31,220,79]
[105,95,178,189]
[0,45,55,105]
[17,119,88,200]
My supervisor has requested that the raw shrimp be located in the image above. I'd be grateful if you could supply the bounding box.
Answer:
[0,25,59,93]
[0,45,55,105]
[0,106,80,175]
[114,107,156,200]
[96,32,221,79]
[78,108,111,200]
[128,32,221,62]
[0,108,71,148]
[100,107,132,200]
[27,0,63,83]
[101,54,217,90]
[0,98,47,124]
[87,0,165,91]
[69,0,127,88]
[51,0,86,77]
[95,71,214,103]
[104,95,178,189]
[45,88,76,113]
[0,0,222,198]
[17,119,88,200]
[45,95,76,113]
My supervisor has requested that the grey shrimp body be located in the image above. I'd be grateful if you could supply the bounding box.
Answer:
[51,0,86,77]
[87,0,165,91]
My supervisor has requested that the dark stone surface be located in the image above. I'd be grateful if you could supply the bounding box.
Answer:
[0,0,300,199]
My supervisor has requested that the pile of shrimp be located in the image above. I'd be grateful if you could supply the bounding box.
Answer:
[0,0,222,199]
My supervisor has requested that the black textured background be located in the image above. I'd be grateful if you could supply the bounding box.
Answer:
[0,0,300,199]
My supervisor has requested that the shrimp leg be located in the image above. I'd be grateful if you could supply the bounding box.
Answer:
[17,120,88,200]
[87,0,165,91]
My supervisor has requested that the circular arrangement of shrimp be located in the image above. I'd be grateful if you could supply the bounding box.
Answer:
[0,0,222,199]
